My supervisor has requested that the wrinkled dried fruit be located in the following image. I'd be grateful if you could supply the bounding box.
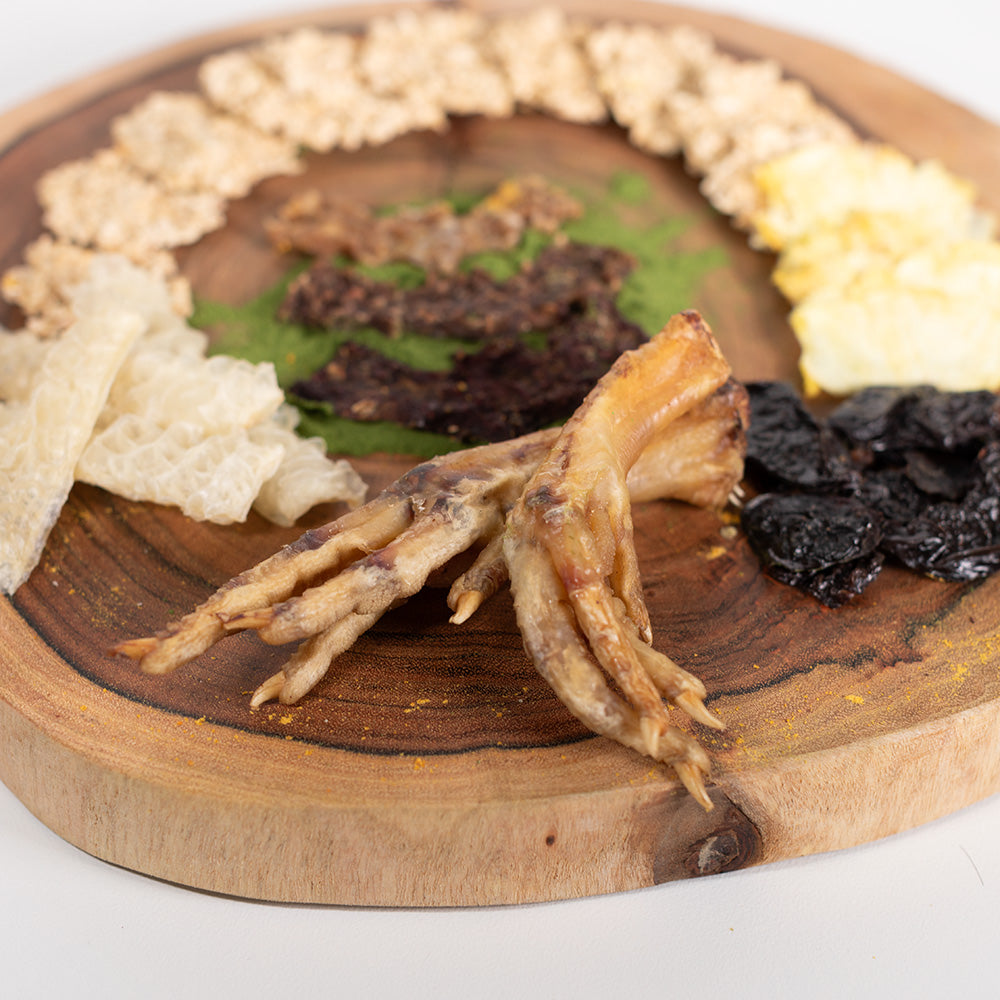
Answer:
[744,380,855,491]
[741,492,882,573]
[742,380,1000,604]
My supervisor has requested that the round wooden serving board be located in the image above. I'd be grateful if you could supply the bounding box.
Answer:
[3,1,1000,906]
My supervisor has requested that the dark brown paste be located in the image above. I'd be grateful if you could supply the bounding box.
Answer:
[285,242,645,442]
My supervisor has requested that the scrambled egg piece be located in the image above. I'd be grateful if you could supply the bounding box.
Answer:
[751,140,1000,395]
[751,141,991,252]
[791,240,1000,396]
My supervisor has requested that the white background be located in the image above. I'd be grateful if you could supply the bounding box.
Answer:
[2,2,1000,998]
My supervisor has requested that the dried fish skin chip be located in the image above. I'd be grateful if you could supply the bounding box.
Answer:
[791,241,1000,396]
[0,307,143,594]
[750,141,989,251]
[250,406,367,526]
[111,91,302,198]
[76,416,284,525]
[37,148,225,255]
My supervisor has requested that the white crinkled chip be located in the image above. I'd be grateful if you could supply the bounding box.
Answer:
[0,328,54,402]
[76,416,284,525]
[57,256,364,528]
[103,349,283,435]
[0,307,143,593]
[250,406,367,526]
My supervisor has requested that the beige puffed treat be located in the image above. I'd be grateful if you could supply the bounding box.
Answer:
[486,8,607,123]
[256,27,446,148]
[37,148,225,255]
[358,8,513,118]
[202,27,446,153]
[111,91,302,198]
[0,304,143,594]
[2,236,192,338]
[250,405,367,526]
[585,21,716,155]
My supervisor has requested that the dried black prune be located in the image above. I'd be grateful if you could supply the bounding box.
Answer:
[740,493,883,573]
[742,382,1000,605]
[901,449,977,500]
[767,550,885,608]
[828,385,999,453]
[744,381,855,492]
[881,441,1000,581]
[851,466,928,526]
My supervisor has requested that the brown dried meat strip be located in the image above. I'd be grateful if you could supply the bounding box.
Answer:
[291,310,647,442]
[266,175,583,274]
[279,242,636,340]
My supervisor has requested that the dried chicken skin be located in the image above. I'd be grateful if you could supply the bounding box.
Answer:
[266,175,581,273]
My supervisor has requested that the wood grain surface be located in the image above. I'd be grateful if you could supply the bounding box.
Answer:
[2,0,1000,906]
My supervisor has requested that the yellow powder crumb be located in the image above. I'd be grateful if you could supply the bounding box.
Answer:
[844,694,865,705]
[279,714,293,724]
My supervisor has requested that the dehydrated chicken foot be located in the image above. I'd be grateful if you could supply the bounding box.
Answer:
[115,314,746,806]
[504,311,745,808]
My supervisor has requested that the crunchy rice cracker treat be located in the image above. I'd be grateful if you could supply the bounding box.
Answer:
[111,91,302,198]
[2,236,192,337]
[358,8,513,118]
[586,21,716,155]
[200,27,446,152]
[486,8,606,123]
[37,148,225,255]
